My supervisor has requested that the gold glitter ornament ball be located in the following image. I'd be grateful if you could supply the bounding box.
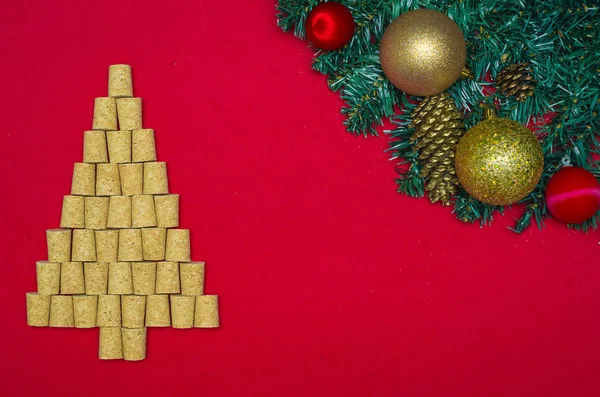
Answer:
[455,118,544,205]
[379,9,466,96]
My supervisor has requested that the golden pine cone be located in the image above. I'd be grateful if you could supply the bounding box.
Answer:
[409,92,465,205]
[496,62,537,102]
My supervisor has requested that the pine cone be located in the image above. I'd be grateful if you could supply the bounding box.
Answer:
[409,92,465,205]
[496,62,537,102]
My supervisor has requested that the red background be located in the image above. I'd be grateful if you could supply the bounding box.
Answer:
[1,1,599,396]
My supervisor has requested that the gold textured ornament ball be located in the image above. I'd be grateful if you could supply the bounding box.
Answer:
[455,118,544,205]
[379,9,467,96]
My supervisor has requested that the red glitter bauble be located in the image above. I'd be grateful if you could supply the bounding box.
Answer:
[305,2,355,51]
[545,166,600,224]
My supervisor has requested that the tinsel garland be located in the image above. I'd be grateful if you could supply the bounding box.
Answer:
[276,0,600,232]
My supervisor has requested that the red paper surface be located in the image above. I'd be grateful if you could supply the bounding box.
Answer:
[1,1,599,396]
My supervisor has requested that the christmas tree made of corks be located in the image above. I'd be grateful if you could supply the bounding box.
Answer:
[25,65,220,361]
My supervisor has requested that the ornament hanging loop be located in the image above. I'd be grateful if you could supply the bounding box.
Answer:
[482,104,498,120]
[461,66,474,79]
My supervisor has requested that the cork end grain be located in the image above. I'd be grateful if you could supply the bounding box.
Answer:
[71,229,97,262]
[116,98,142,130]
[143,162,168,195]
[84,262,109,295]
[73,295,98,328]
[99,327,123,360]
[26,293,51,327]
[106,130,132,163]
[131,262,157,295]
[121,295,146,329]
[118,229,143,261]
[118,163,143,196]
[46,228,72,263]
[107,195,132,229]
[142,228,166,261]
[96,163,121,196]
[60,195,85,229]
[170,295,195,329]
[179,262,205,296]
[194,295,219,328]
[83,130,108,163]
[122,327,147,361]
[145,295,170,327]
[108,262,133,295]
[85,196,110,230]
[108,64,133,98]
[93,98,118,131]
[71,163,96,196]
[132,129,156,163]
[95,230,119,262]
[60,262,85,295]
[132,195,157,228]
[97,295,121,327]
[154,194,179,228]
[165,229,190,262]
[36,261,61,295]
[49,295,75,328]
[155,261,180,294]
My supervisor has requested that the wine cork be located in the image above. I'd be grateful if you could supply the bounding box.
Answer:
[131,262,157,295]
[99,327,123,360]
[155,261,180,294]
[47,229,71,263]
[107,196,132,228]
[83,130,108,163]
[95,230,118,262]
[84,262,109,295]
[170,295,195,329]
[36,261,61,295]
[142,228,166,261]
[121,295,146,328]
[122,328,147,361]
[60,261,85,295]
[72,229,96,262]
[96,163,121,196]
[132,129,156,162]
[132,195,157,228]
[145,294,170,327]
[107,130,132,163]
[108,64,133,98]
[155,194,179,228]
[97,295,121,327]
[165,229,190,262]
[180,262,205,295]
[73,295,98,328]
[60,195,85,228]
[49,295,74,327]
[26,293,51,327]
[118,229,143,261]
[143,162,168,194]
[116,98,142,130]
[194,295,219,328]
[119,163,143,196]
[71,163,96,196]
[84,196,109,229]
[108,262,133,295]
[93,97,117,131]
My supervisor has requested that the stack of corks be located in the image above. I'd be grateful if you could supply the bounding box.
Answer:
[26,65,220,361]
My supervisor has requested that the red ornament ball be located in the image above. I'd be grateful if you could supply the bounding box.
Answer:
[305,2,355,51]
[545,166,600,224]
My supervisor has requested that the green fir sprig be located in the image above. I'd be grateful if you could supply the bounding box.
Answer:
[276,0,600,232]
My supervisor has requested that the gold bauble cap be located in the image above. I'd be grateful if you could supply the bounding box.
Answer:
[379,9,467,96]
